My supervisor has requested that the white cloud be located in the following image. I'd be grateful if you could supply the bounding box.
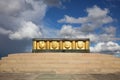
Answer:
[59,25,75,38]
[9,21,42,40]
[0,0,67,57]
[0,27,12,35]
[59,24,120,53]
[21,0,47,21]
[59,24,116,42]
[58,5,113,32]
[87,5,108,18]
[58,5,113,24]
[58,5,117,43]
[90,41,120,52]
[58,5,120,53]
[43,0,62,7]
[0,0,47,40]
[58,15,87,23]
[0,0,23,14]
[103,26,116,34]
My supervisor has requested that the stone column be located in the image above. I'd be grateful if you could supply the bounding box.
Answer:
[33,40,37,50]
[46,41,50,49]
[85,41,89,50]
[72,41,76,49]
[37,41,40,50]
[60,41,63,50]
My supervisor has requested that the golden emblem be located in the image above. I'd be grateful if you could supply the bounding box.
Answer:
[39,41,45,49]
[51,41,58,49]
[32,38,90,53]
[64,41,71,49]
[77,41,83,49]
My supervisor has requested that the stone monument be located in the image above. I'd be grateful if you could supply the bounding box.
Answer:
[0,38,120,74]
[32,38,90,53]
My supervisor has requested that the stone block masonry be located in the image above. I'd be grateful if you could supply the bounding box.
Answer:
[0,53,120,74]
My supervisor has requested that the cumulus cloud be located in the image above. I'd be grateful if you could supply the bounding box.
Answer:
[87,5,108,17]
[60,25,75,38]
[0,0,24,15]
[58,5,113,32]
[58,5,113,24]
[0,0,67,58]
[58,5,116,41]
[58,15,87,23]
[20,0,47,21]
[59,25,120,53]
[0,21,42,40]
[58,5,120,53]
[90,41,120,53]
[9,21,42,40]
[0,0,48,58]
[103,26,116,34]
[0,0,47,40]
[0,27,12,35]
[43,0,62,7]
[59,25,116,42]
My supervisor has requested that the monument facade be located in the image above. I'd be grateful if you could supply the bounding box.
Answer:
[32,38,90,53]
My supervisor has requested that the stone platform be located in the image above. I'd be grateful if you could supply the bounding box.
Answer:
[0,53,120,74]
[0,73,120,80]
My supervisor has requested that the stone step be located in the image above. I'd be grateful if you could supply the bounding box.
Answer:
[7,55,114,59]
[2,60,118,64]
[1,63,120,69]
[1,60,120,65]
[0,68,120,74]
[8,53,111,55]
[0,53,120,74]
[1,65,120,70]
[2,56,118,60]
[7,53,114,58]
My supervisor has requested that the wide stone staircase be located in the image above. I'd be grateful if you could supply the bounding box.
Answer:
[0,53,120,74]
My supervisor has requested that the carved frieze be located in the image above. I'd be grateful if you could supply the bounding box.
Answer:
[32,38,90,53]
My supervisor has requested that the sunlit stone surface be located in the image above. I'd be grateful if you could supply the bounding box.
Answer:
[32,38,90,53]
[0,53,120,74]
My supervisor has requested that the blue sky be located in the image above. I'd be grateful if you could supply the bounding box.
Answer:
[0,0,120,58]
[44,0,120,32]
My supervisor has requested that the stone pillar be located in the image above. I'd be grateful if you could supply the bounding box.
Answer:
[60,41,63,50]
[33,40,37,50]
[37,41,40,49]
[85,41,89,50]
[46,41,50,49]
[72,41,76,49]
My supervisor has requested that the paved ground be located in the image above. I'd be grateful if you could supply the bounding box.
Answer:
[0,72,120,80]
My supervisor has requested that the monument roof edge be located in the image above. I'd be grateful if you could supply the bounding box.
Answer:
[32,38,90,41]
